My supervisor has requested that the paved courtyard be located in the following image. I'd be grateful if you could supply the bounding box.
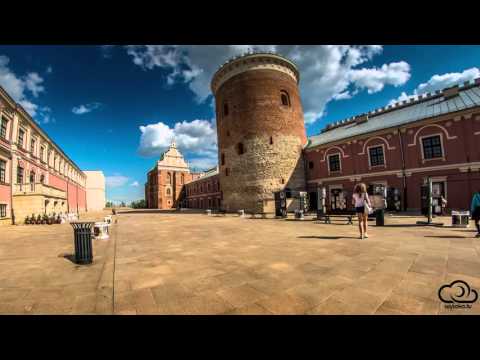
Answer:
[1,210,480,315]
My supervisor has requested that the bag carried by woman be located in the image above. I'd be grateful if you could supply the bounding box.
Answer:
[363,193,373,215]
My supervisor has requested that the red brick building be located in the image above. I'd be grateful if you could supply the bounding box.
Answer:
[305,80,480,214]
[183,167,221,209]
[145,53,480,216]
[145,142,201,209]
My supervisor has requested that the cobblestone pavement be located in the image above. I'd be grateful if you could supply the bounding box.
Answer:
[1,211,479,315]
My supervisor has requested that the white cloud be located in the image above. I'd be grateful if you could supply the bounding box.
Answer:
[105,175,129,188]
[0,55,46,117]
[130,181,140,187]
[388,91,414,106]
[35,106,55,125]
[72,102,101,115]
[124,45,411,124]
[416,67,479,94]
[138,118,217,158]
[348,61,411,94]
[23,72,45,97]
[388,67,480,106]
[188,157,218,172]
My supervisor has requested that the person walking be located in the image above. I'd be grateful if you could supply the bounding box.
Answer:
[471,190,480,237]
[440,195,447,216]
[352,183,372,239]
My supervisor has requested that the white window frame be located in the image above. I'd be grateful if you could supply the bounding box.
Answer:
[327,152,342,174]
[420,133,445,163]
[18,127,26,148]
[0,156,8,184]
[0,202,8,218]
[367,144,386,169]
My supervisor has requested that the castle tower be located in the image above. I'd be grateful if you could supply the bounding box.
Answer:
[211,52,307,212]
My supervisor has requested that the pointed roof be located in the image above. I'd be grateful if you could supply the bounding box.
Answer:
[156,140,189,172]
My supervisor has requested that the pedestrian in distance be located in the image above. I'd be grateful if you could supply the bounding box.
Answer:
[471,190,480,237]
[352,183,372,239]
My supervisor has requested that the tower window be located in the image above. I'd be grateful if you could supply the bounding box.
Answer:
[223,103,229,116]
[237,143,245,155]
[270,136,273,145]
[221,153,225,166]
[281,178,285,184]
[281,90,291,107]
[309,161,314,169]
[227,130,230,137]
[166,188,171,196]
[225,168,230,176]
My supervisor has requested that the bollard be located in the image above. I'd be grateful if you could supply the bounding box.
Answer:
[238,209,245,217]
[71,222,94,264]
[206,209,212,216]
[375,209,385,226]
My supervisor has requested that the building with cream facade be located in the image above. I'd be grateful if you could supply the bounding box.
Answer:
[84,171,106,211]
[0,85,88,225]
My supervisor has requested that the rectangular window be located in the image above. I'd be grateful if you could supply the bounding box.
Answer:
[328,154,341,172]
[422,135,443,159]
[18,129,25,148]
[30,138,36,153]
[308,161,314,169]
[0,204,6,218]
[40,146,45,162]
[0,159,6,183]
[369,146,385,166]
[0,117,8,139]
[17,166,24,184]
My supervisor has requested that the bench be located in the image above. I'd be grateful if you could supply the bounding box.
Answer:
[212,209,227,216]
[317,213,355,225]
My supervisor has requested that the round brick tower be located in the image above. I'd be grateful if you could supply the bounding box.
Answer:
[211,52,307,212]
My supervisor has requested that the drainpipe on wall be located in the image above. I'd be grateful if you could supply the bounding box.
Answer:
[10,153,14,225]
[397,127,408,211]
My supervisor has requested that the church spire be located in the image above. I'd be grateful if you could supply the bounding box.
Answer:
[170,138,177,148]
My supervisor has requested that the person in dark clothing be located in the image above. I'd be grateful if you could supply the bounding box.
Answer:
[471,191,480,237]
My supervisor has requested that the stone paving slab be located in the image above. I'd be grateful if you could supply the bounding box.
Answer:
[1,211,480,315]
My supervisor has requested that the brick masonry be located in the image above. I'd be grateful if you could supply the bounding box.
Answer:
[214,67,307,212]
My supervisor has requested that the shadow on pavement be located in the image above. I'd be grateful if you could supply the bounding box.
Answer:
[381,224,433,228]
[424,235,467,239]
[59,253,77,264]
[298,235,359,240]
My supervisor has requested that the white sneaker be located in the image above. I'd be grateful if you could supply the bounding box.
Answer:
[364,233,369,238]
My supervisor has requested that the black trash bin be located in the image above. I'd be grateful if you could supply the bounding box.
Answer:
[375,209,385,226]
[71,222,95,264]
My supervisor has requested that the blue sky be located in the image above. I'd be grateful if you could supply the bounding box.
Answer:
[1,45,479,203]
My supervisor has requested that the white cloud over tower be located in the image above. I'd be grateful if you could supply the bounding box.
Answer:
[125,45,412,124]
